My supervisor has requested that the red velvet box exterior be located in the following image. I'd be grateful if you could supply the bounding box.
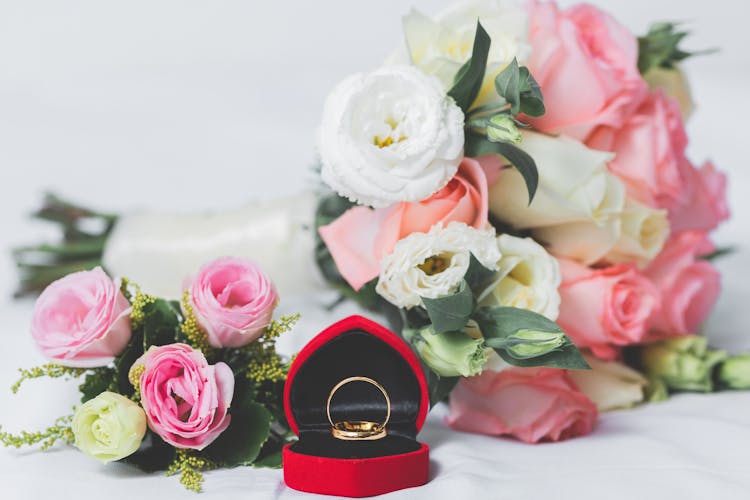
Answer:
[283,315,430,497]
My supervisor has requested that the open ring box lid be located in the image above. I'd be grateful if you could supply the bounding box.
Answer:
[283,315,430,498]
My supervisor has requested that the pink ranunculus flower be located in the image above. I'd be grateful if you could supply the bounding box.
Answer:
[31,267,132,368]
[669,161,730,233]
[589,90,691,213]
[319,157,495,290]
[132,343,234,450]
[644,231,721,338]
[524,1,647,142]
[447,368,597,443]
[557,260,660,360]
[186,257,278,348]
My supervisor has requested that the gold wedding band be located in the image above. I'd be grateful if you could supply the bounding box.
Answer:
[326,376,391,441]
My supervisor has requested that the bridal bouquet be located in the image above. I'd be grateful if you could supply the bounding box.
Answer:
[2,258,298,492]
[314,0,746,442]
[11,0,750,448]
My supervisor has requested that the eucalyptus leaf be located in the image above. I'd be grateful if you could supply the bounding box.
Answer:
[447,21,491,112]
[464,253,497,292]
[495,58,521,114]
[465,133,538,204]
[422,281,474,334]
[424,365,460,407]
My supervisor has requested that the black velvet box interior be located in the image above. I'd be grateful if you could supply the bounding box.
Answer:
[287,329,423,459]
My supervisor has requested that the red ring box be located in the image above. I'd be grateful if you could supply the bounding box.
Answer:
[283,315,430,497]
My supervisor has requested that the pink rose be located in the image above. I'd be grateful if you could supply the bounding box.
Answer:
[133,343,234,450]
[669,161,730,233]
[589,90,691,212]
[186,257,278,348]
[319,157,494,290]
[644,231,721,338]
[524,1,647,142]
[557,260,660,360]
[31,267,131,367]
[447,368,597,443]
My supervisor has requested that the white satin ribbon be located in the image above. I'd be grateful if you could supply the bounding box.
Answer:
[102,191,325,298]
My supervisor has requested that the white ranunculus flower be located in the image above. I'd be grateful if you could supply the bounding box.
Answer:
[376,222,500,309]
[478,234,561,320]
[489,131,626,264]
[318,65,464,208]
[393,1,530,108]
[568,355,648,411]
[605,199,669,267]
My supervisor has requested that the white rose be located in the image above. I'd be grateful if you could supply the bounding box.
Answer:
[489,131,626,264]
[318,65,464,208]
[376,222,500,309]
[478,234,561,320]
[605,199,669,267]
[393,1,530,108]
[568,355,648,411]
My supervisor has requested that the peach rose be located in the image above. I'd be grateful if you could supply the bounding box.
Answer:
[524,1,646,142]
[319,157,494,290]
[447,367,597,443]
[557,259,660,360]
[644,231,721,338]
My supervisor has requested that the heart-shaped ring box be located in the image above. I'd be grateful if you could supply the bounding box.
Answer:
[282,315,430,497]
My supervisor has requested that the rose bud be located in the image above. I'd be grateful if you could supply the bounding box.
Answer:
[186,257,278,348]
[72,391,146,463]
[717,354,750,390]
[406,326,488,378]
[640,336,727,392]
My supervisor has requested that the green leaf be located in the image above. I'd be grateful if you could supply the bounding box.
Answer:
[422,281,474,333]
[465,132,538,204]
[494,59,546,117]
[253,449,283,469]
[141,299,182,348]
[473,306,589,370]
[447,21,491,112]
[517,67,545,117]
[121,430,176,472]
[424,365,460,407]
[637,22,715,74]
[79,367,116,403]
[114,331,145,396]
[494,58,521,114]
[701,246,735,262]
[464,253,496,292]
[204,380,273,467]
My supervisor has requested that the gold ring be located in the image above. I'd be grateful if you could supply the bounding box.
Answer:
[326,376,390,441]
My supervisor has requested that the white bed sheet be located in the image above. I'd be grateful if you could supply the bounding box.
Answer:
[1,1,749,498]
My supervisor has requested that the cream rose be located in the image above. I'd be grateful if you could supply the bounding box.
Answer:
[568,355,648,411]
[395,1,530,108]
[478,234,561,320]
[489,131,625,264]
[72,391,147,463]
[376,222,500,309]
[318,65,464,208]
[605,199,669,267]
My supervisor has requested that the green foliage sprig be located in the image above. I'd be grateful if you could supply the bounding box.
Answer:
[637,22,713,74]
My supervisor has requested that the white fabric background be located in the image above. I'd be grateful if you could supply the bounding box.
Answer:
[1,1,749,499]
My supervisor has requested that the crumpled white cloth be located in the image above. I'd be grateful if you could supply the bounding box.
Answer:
[2,292,749,500]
